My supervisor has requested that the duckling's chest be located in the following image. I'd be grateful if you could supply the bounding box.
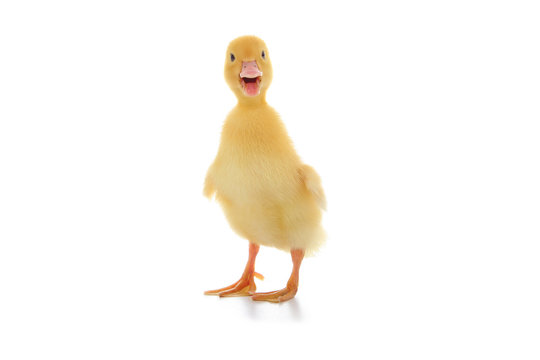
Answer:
[215,124,284,181]
[212,115,298,199]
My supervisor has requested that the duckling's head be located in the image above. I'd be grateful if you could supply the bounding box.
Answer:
[225,35,273,103]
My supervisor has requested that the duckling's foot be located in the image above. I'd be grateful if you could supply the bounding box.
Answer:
[251,283,298,303]
[251,248,304,303]
[204,272,264,297]
[204,242,262,297]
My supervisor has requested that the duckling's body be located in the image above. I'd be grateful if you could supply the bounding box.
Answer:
[204,36,326,302]
[206,104,325,254]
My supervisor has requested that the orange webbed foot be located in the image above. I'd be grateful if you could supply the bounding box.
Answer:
[251,249,304,303]
[251,283,298,303]
[204,272,264,297]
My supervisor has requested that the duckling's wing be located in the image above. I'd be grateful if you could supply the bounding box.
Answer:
[299,164,327,211]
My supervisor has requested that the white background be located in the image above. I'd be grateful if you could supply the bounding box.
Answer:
[1,0,539,359]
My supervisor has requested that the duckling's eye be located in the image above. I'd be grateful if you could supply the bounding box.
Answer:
[230,53,235,62]
[261,50,266,60]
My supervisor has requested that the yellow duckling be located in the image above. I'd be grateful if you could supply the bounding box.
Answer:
[203,35,326,303]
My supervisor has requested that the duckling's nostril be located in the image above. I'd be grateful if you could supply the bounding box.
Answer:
[240,61,263,78]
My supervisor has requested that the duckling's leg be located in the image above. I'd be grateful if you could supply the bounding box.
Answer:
[204,242,264,297]
[251,249,304,303]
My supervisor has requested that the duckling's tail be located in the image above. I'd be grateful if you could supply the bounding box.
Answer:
[299,164,327,211]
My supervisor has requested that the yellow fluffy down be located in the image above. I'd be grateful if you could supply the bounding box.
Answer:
[203,36,326,256]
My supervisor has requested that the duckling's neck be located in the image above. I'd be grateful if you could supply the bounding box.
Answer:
[236,94,267,107]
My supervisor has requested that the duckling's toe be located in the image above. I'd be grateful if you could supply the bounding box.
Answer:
[204,272,263,297]
[251,285,298,303]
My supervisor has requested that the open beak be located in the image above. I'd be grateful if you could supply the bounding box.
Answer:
[240,61,263,96]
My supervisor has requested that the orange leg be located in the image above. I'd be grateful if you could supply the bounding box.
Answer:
[204,243,264,297]
[251,249,304,303]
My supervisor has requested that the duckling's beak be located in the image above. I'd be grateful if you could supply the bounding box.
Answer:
[240,61,263,97]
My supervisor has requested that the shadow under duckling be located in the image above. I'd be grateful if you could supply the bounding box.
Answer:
[203,35,326,303]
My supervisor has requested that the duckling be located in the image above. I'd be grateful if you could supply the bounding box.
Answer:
[203,35,326,303]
